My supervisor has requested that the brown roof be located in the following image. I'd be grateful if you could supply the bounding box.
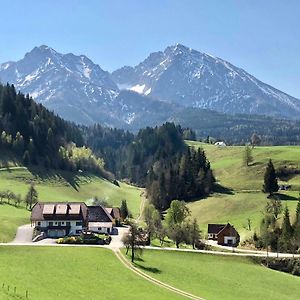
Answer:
[106,207,121,219]
[88,206,113,223]
[218,223,239,237]
[31,202,88,222]
[207,224,226,234]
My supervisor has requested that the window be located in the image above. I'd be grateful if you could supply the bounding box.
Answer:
[66,222,70,226]
[58,222,61,226]
[61,222,64,225]
[37,222,41,226]
[55,222,58,225]
[76,221,82,226]
[75,230,81,234]
[98,227,102,231]
[49,222,53,226]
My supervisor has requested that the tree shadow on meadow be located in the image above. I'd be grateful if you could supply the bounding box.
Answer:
[214,183,235,195]
[133,262,162,274]
[26,165,89,192]
[273,193,298,201]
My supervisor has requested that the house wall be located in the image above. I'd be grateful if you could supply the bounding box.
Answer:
[208,233,218,240]
[34,220,84,235]
[88,224,112,234]
[224,236,237,245]
[217,225,238,245]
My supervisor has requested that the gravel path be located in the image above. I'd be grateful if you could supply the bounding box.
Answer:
[11,224,33,244]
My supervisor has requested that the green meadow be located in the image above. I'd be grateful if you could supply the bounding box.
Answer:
[0,246,182,300]
[126,249,300,300]
[186,141,300,239]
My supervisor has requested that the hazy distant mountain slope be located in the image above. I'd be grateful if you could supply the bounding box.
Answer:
[112,44,300,119]
[0,45,121,124]
[0,45,185,127]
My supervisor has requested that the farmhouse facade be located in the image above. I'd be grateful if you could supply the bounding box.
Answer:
[207,223,240,246]
[31,202,116,238]
[31,202,88,238]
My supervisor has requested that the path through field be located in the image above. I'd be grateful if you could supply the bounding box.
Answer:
[114,249,204,300]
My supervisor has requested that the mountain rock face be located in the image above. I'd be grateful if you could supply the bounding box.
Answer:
[112,44,300,119]
[1,44,300,130]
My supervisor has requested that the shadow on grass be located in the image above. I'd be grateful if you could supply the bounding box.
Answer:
[214,184,235,195]
[273,193,298,201]
[26,165,94,192]
[133,262,162,274]
[249,161,264,167]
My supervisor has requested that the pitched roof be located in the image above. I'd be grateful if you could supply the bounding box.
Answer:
[106,207,121,219]
[88,206,113,223]
[207,224,226,234]
[31,202,88,221]
[218,223,239,237]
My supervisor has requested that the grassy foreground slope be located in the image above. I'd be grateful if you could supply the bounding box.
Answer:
[0,247,182,300]
[128,250,300,300]
[186,141,300,239]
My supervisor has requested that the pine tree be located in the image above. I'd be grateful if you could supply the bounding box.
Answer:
[294,199,300,226]
[279,206,293,252]
[120,199,129,220]
[263,159,279,196]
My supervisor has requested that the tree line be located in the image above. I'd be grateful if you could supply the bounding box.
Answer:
[0,84,108,176]
[87,122,215,210]
[0,183,38,210]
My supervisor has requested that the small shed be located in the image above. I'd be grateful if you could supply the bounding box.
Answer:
[207,223,240,246]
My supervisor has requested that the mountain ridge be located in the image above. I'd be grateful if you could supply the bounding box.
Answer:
[112,43,300,119]
[1,44,300,129]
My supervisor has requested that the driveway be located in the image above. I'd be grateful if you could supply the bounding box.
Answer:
[108,226,129,250]
[12,224,34,244]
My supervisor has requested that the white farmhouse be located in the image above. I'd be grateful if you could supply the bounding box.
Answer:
[31,202,88,238]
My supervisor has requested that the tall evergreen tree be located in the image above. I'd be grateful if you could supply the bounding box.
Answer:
[278,206,293,252]
[263,159,279,196]
[120,199,129,220]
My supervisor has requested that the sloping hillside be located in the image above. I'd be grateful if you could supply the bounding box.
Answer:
[0,163,143,242]
[186,141,300,239]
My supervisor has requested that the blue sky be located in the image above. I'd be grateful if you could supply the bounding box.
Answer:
[1,0,300,97]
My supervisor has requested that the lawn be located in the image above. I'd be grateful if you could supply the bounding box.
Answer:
[125,249,300,300]
[0,246,183,300]
[0,204,29,242]
[186,141,300,239]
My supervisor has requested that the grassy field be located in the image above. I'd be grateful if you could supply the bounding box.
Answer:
[0,167,142,215]
[0,246,182,300]
[0,166,143,241]
[0,204,29,242]
[186,141,300,239]
[125,249,300,300]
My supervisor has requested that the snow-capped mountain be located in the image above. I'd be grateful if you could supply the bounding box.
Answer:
[0,45,121,124]
[112,44,300,119]
[1,44,300,129]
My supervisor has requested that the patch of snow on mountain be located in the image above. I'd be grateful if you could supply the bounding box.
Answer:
[130,84,146,94]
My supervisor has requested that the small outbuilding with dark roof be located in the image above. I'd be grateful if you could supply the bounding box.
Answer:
[207,223,240,246]
[87,206,114,234]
